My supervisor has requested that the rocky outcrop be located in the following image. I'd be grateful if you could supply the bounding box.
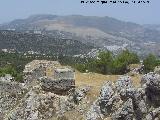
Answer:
[0,74,13,82]
[39,77,75,95]
[141,72,160,106]
[145,107,160,120]
[3,68,160,120]
[85,101,104,120]
[112,98,134,120]
[115,76,133,92]
[2,84,91,120]
[98,81,120,116]
[5,90,57,120]
[68,86,90,104]
[0,81,27,120]
[154,66,160,74]
[85,73,160,120]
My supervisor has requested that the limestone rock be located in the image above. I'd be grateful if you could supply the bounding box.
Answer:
[115,76,133,92]
[112,98,134,120]
[98,81,115,115]
[146,107,160,120]
[141,73,160,106]
[68,86,90,104]
[0,81,27,119]
[85,101,104,120]
[154,66,160,74]
[5,90,57,120]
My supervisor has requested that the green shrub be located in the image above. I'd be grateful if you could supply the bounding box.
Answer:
[75,50,140,75]
[143,54,158,73]
[0,65,23,82]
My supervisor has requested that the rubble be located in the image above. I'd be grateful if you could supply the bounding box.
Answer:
[2,60,160,120]
[5,90,57,120]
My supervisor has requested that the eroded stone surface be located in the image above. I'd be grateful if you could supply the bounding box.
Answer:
[2,61,160,120]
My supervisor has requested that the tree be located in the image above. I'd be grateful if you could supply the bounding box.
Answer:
[95,51,113,74]
[111,58,127,74]
[0,65,23,82]
[75,64,86,72]
[143,54,157,73]
[111,50,139,74]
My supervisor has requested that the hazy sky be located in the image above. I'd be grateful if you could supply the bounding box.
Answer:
[0,0,159,24]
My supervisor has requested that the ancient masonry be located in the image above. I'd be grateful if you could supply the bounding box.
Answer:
[23,60,75,94]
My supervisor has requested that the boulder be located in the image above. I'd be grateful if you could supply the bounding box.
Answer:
[146,107,160,120]
[98,81,122,116]
[115,76,133,92]
[141,73,160,106]
[118,83,148,119]
[154,66,160,74]
[5,90,57,120]
[85,101,104,120]
[0,81,27,119]
[68,86,90,104]
[98,81,115,115]
[112,98,134,120]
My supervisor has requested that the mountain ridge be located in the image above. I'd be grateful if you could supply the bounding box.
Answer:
[0,14,160,56]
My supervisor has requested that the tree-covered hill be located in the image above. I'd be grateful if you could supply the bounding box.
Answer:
[0,30,94,55]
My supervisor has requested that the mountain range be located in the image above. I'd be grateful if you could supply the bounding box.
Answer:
[0,14,160,56]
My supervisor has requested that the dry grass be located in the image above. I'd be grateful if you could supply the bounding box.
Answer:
[75,71,120,100]
[51,71,142,120]
[130,74,142,87]
[129,64,141,69]
[75,70,142,101]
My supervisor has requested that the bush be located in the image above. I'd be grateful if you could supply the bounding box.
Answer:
[75,64,87,72]
[15,73,23,82]
[0,65,23,82]
[111,50,139,74]
[75,50,140,75]
[143,54,159,73]
[95,51,113,74]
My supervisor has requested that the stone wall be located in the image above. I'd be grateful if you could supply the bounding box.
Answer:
[54,68,75,80]
[23,60,61,78]
[39,77,75,95]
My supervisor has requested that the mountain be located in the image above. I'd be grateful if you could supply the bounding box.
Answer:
[144,24,160,31]
[0,30,94,55]
[1,14,160,56]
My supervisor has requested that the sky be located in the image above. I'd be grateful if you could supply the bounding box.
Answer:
[0,0,159,24]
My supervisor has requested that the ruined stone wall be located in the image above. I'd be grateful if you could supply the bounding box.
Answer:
[54,69,75,80]
[39,77,75,95]
[46,66,55,77]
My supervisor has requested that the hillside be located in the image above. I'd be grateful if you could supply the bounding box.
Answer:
[0,30,94,55]
[1,15,160,56]
[144,24,160,31]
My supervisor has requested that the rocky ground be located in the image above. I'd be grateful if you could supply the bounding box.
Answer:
[1,68,160,120]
